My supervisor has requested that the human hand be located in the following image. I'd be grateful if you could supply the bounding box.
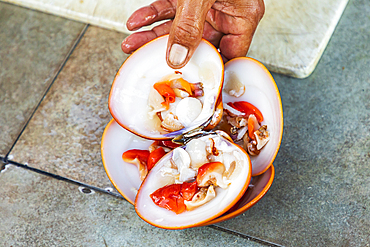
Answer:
[121,0,265,69]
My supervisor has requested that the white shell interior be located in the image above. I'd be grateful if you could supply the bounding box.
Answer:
[109,35,223,139]
[222,58,283,175]
[101,119,153,204]
[135,134,251,229]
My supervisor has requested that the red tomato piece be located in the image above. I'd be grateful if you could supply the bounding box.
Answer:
[150,181,199,214]
[150,183,185,214]
[121,149,150,164]
[160,140,181,149]
[147,147,166,171]
[180,181,198,201]
[197,162,224,185]
[227,101,264,122]
[153,82,176,109]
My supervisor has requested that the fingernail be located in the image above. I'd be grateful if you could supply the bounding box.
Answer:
[169,44,188,66]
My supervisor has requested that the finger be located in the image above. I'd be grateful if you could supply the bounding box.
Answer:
[219,33,252,60]
[211,1,265,60]
[166,0,216,69]
[122,21,173,54]
[202,21,223,48]
[126,0,176,31]
[217,10,263,60]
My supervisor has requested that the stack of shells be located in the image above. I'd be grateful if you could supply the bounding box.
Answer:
[102,35,283,229]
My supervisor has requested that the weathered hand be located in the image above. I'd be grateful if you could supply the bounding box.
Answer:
[121,0,264,69]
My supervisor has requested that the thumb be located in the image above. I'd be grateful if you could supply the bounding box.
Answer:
[166,0,216,69]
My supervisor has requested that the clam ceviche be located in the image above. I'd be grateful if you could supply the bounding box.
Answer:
[135,133,251,229]
[102,35,283,229]
[109,35,223,140]
[148,72,206,132]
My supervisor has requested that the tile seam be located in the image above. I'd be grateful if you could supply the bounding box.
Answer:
[4,24,90,159]
[208,225,285,247]
[4,159,124,199]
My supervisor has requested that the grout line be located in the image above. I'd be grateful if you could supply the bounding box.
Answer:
[4,24,90,159]
[4,159,125,199]
[208,225,285,247]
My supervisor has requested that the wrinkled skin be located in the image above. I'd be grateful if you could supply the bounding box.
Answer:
[121,0,265,69]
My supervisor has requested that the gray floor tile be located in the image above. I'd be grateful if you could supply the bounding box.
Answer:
[0,164,267,247]
[0,2,86,156]
[9,25,129,190]
[215,0,370,246]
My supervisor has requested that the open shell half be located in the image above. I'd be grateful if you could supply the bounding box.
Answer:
[109,35,224,140]
[220,58,283,176]
[101,119,274,225]
[134,132,251,229]
[102,36,283,229]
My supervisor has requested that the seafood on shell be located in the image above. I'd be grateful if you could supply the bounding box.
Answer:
[135,132,251,229]
[102,35,283,229]
[109,35,224,140]
[219,58,283,176]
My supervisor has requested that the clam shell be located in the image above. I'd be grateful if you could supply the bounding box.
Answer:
[103,41,282,228]
[101,119,152,204]
[222,58,284,176]
[134,133,251,229]
[109,35,224,140]
[101,119,274,225]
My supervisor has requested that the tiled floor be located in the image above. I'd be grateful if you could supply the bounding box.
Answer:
[0,2,86,156]
[1,0,370,246]
[9,25,128,192]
